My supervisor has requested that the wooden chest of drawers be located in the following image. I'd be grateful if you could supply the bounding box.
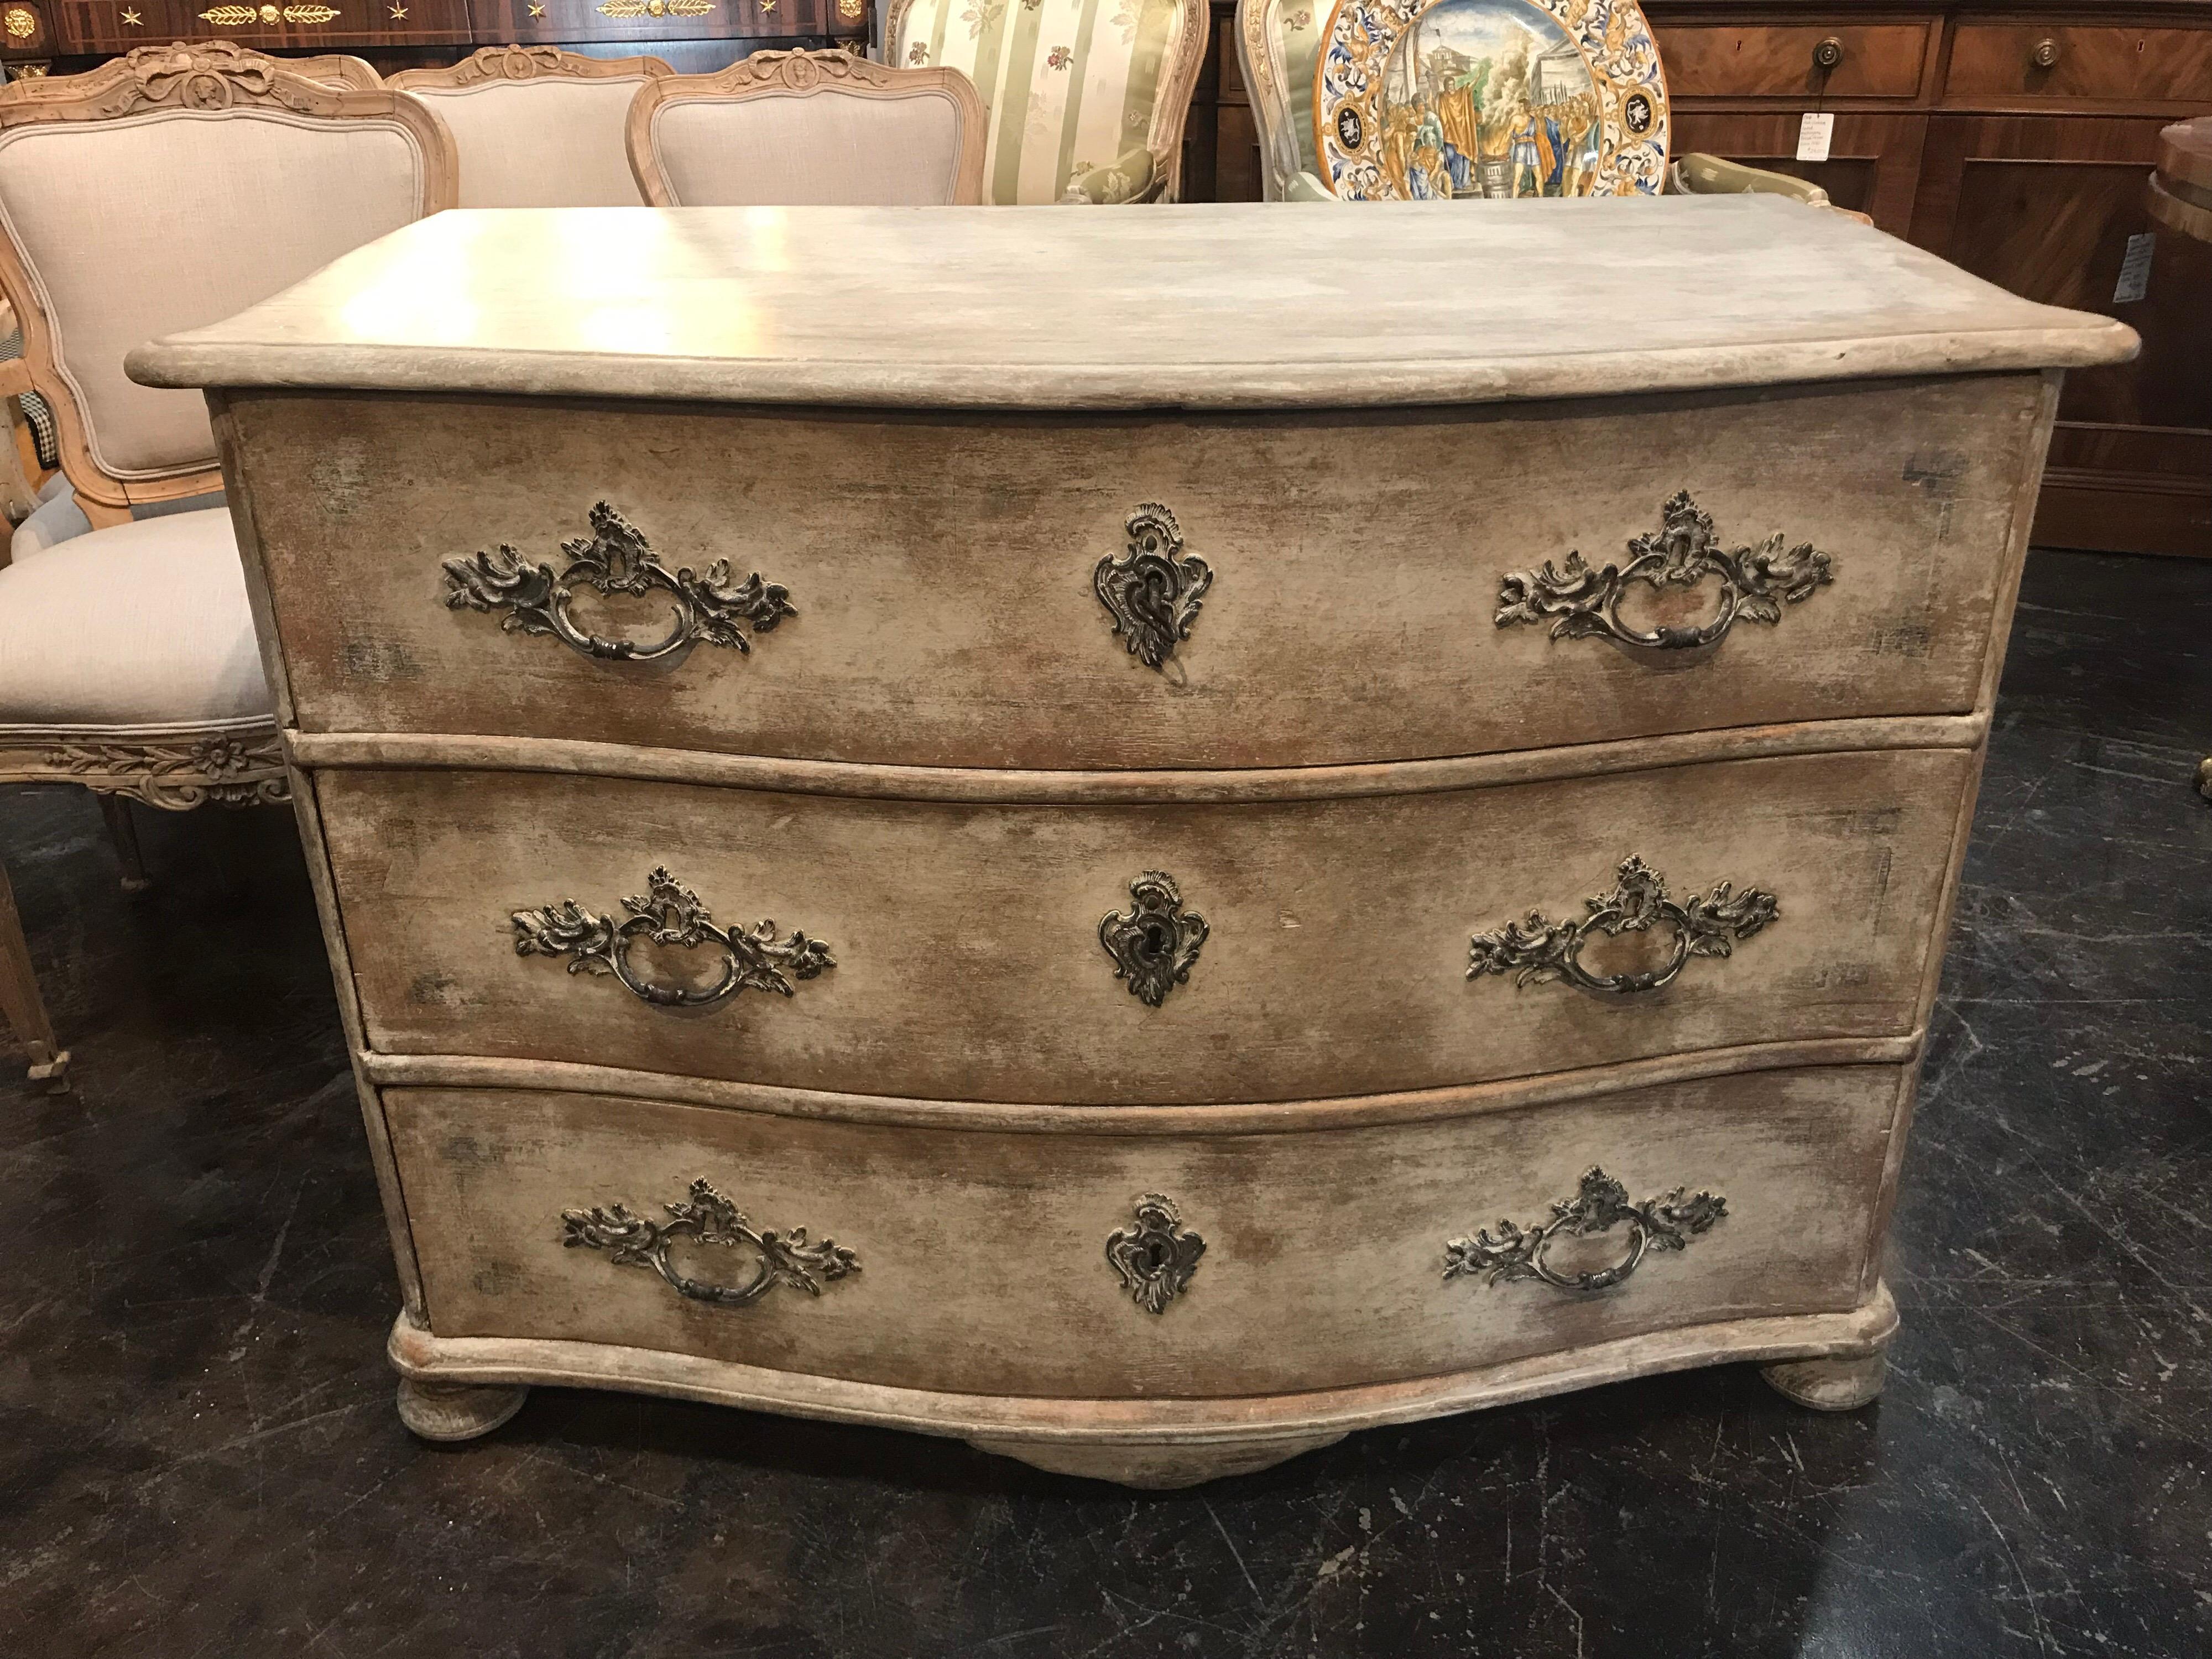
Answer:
[137,198,2133,1485]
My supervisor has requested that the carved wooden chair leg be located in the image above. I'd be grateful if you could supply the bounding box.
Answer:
[0,852,67,1091]
[95,792,153,895]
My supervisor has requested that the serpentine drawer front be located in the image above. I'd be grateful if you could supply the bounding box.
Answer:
[384,1065,1898,1399]
[225,373,2043,771]
[316,745,1969,1105]
[145,199,2133,1479]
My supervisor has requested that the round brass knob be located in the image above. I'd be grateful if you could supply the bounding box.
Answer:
[1813,36,1845,73]
[2031,37,2062,70]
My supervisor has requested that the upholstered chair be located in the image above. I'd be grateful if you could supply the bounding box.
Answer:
[0,46,456,1086]
[2,43,383,559]
[390,44,670,208]
[1235,0,1840,210]
[628,49,986,207]
[885,0,1207,203]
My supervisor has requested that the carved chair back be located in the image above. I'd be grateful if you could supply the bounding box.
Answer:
[626,48,986,208]
[390,45,670,210]
[0,43,383,105]
[884,0,1207,203]
[0,45,456,518]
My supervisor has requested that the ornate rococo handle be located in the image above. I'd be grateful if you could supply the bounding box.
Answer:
[444,500,795,665]
[562,1177,858,1307]
[1468,856,1777,997]
[1094,502,1212,672]
[1496,491,1833,655]
[1445,1167,1726,1293]
[512,865,832,1009]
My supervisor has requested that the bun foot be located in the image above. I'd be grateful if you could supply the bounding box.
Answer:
[1762,1350,1886,1411]
[397,1377,529,1442]
[968,1432,1345,1487]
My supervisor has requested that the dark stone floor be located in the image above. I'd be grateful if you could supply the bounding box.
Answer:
[3,548,2209,1658]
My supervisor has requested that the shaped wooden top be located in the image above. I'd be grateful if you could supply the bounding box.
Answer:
[132,198,2137,411]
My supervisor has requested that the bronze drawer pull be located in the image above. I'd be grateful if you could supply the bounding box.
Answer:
[1468,855,1776,996]
[512,865,832,1008]
[1105,1193,1206,1313]
[563,1177,858,1307]
[2031,36,2061,70]
[443,500,794,664]
[1495,491,1833,654]
[1094,502,1212,671]
[1099,870,1209,1006]
[1445,1167,1725,1293]
[1812,35,1844,73]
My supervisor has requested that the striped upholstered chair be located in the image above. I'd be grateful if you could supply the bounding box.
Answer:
[885,0,1207,203]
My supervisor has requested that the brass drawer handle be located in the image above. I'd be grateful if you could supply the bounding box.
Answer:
[1445,1166,1726,1293]
[2031,36,2061,70]
[1468,855,1777,996]
[1099,870,1209,1006]
[1812,35,1844,72]
[444,501,794,664]
[1496,491,1833,655]
[1094,502,1212,672]
[563,1177,858,1306]
[513,865,833,1008]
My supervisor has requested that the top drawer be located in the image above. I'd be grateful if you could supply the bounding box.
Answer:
[1945,27,2212,106]
[223,373,2046,773]
[1656,24,1932,101]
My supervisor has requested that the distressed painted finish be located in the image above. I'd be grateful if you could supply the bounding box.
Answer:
[383,1063,1900,1399]
[129,197,2138,411]
[225,374,2043,771]
[143,201,2123,1480]
[315,748,1969,1106]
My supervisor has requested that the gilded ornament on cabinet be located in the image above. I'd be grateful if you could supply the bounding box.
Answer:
[597,0,714,17]
[197,3,343,21]
[837,0,863,16]
[2,5,35,37]
[1099,871,1207,1008]
[121,8,144,24]
[563,1178,858,1307]
[1496,491,1834,655]
[1105,1194,1206,1314]
[1468,855,1776,997]
[513,865,833,1010]
[1444,1167,1725,1293]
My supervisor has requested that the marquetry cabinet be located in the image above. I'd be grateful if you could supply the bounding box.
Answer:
[1190,1,2212,559]
[137,198,2131,1484]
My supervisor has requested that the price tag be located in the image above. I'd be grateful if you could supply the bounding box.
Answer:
[1796,112,1835,164]
[2114,233,2156,305]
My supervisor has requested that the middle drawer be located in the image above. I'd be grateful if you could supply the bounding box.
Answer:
[319,745,1969,1105]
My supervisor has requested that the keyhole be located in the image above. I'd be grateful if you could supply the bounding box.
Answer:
[1139,920,1172,962]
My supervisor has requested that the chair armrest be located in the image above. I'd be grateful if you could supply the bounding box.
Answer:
[1285,171,1340,202]
[0,358,29,399]
[1060,146,1157,205]
[1670,153,1830,207]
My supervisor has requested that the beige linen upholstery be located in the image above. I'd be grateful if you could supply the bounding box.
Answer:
[390,49,672,208]
[0,508,266,724]
[630,51,987,208]
[0,113,433,479]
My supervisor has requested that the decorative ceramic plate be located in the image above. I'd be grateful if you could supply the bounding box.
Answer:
[1314,0,1669,200]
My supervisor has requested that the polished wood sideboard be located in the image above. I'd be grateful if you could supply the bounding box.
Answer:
[0,0,865,75]
[1193,2,2212,560]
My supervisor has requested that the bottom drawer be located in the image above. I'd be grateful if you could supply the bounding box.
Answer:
[387,1064,1906,1400]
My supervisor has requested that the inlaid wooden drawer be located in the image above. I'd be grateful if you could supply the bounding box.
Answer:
[1655,23,1932,101]
[317,745,1970,1105]
[387,1065,1899,1397]
[223,373,2048,772]
[1944,26,2212,106]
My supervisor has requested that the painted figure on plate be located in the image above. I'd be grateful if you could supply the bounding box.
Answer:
[1373,0,1600,200]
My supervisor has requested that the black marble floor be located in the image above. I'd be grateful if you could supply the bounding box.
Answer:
[3,549,2208,1658]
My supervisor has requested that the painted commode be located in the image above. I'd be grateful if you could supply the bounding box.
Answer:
[132,199,2136,1485]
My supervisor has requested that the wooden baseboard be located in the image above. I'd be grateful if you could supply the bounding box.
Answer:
[2035,469,2212,559]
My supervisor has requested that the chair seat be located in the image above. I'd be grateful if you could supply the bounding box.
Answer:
[0,508,271,727]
